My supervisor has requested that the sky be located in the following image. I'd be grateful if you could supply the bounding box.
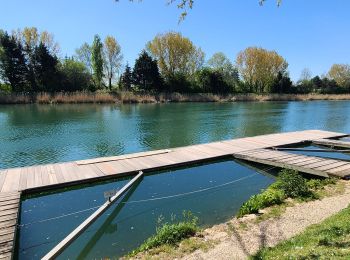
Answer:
[1,0,349,81]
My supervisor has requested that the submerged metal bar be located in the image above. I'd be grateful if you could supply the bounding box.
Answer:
[42,171,144,260]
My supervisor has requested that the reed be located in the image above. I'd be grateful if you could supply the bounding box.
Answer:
[1,91,350,104]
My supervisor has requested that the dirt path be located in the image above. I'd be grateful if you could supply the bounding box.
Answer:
[183,181,350,260]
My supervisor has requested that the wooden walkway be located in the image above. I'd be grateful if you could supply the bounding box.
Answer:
[0,192,21,260]
[0,129,349,259]
[0,130,348,195]
[313,138,350,149]
[233,148,350,178]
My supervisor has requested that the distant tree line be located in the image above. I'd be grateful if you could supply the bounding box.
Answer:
[1,28,350,95]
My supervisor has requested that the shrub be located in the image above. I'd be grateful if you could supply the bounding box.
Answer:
[275,169,313,198]
[129,211,199,256]
[307,177,337,190]
[238,187,285,217]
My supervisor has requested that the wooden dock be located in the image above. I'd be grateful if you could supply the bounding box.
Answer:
[0,129,350,259]
[312,138,350,149]
[233,148,350,178]
[0,192,21,260]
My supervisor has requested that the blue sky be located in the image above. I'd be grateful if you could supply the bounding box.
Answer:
[1,0,349,81]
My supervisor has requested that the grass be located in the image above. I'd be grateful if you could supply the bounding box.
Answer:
[237,169,339,218]
[252,206,350,259]
[127,211,200,258]
[2,92,350,104]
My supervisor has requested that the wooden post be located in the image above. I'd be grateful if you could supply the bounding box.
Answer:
[42,171,144,260]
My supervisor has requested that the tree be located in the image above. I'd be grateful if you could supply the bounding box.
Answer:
[0,32,29,92]
[91,35,104,89]
[132,50,162,91]
[194,68,231,94]
[299,68,312,82]
[271,71,293,93]
[119,63,133,91]
[103,36,123,90]
[32,43,60,92]
[125,1,281,21]
[59,57,93,91]
[328,64,350,89]
[75,43,92,74]
[147,32,204,79]
[207,52,239,91]
[236,47,288,93]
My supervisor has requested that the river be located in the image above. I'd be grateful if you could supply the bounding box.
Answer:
[1,101,350,169]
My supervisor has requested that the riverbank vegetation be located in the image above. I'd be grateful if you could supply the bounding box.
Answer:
[126,170,345,259]
[253,205,350,259]
[127,211,200,258]
[238,169,337,217]
[1,28,350,104]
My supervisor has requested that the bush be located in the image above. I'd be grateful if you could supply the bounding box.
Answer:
[238,169,323,217]
[129,211,199,256]
[238,187,285,217]
[307,177,337,190]
[0,83,12,93]
[275,169,313,198]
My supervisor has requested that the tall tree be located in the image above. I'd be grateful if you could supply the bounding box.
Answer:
[119,63,133,91]
[75,43,92,74]
[32,43,60,92]
[91,35,104,89]
[0,32,29,92]
[147,32,204,79]
[207,52,239,90]
[133,50,162,91]
[59,57,92,91]
[236,47,288,93]
[328,64,350,89]
[103,35,123,90]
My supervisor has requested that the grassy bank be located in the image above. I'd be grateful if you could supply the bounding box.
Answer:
[253,205,350,259]
[1,91,350,104]
[125,170,344,259]
[237,169,337,218]
[125,211,201,259]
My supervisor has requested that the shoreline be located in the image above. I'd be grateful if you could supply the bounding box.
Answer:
[1,92,350,104]
[130,180,350,259]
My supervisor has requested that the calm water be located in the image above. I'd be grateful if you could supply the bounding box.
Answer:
[8,101,350,259]
[1,101,350,169]
[18,160,275,259]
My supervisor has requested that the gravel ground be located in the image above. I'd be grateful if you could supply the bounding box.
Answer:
[183,181,350,260]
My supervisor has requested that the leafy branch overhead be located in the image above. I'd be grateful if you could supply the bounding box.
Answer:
[122,0,282,21]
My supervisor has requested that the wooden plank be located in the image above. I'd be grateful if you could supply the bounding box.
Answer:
[313,138,350,149]
[0,171,7,193]
[46,164,58,186]
[1,168,21,192]
[52,164,65,183]
[19,168,28,191]
[0,213,17,224]
[327,164,350,174]
[0,226,15,237]
[315,161,349,171]
[42,171,144,260]
[0,198,19,207]
[25,166,36,190]
[233,152,329,177]
[0,208,18,218]
[76,149,172,165]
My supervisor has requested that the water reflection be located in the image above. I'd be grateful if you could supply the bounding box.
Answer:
[1,101,350,168]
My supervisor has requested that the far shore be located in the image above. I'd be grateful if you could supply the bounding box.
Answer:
[1,91,350,105]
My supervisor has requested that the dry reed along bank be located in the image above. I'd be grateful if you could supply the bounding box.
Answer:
[1,92,350,104]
